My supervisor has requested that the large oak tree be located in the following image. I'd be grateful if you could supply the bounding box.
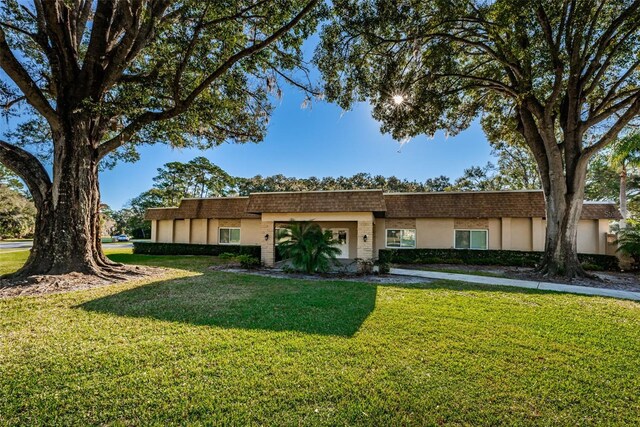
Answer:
[0,0,321,277]
[316,0,640,277]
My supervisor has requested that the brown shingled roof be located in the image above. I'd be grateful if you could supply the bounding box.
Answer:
[144,197,259,220]
[383,191,621,220]
[246,190,387,213]
[144,190,620,221]
[145,207,179,221]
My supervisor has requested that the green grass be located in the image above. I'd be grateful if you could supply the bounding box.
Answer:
[1,252,639,425]
[0,250,31,275]
[410,266,508,278]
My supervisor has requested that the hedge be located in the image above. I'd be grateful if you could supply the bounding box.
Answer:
[378,248,619,271]
[133,242,261,258]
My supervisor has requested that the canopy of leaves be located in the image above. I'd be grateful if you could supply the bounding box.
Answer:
[315,0,640,153]
[0,0,324,165]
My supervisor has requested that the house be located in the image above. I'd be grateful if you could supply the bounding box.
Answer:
[144,189,621,266]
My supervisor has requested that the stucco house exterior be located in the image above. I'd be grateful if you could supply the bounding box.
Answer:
[144,189,621,266]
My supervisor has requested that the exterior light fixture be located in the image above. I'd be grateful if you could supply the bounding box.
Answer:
[264,233,269,241]
[363,234,368,242]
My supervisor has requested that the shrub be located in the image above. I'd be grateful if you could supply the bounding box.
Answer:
[616,226,640,270]
[236,254,261,269]
[133,242,260,258]
[375,259,391,274]
[379,248,619,271]
[277,221,341,273]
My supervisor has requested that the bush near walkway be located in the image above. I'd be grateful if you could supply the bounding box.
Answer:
[379,248,620,271]
[133,242,260,258]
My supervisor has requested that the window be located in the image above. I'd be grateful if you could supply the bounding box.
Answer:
[455,230,488,250]
[386,229,416,248]
[219,227,240,244]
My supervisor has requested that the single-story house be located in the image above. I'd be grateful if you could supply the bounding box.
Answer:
[144,189,621,266]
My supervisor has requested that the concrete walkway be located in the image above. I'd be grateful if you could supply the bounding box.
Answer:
[391,268,640,301]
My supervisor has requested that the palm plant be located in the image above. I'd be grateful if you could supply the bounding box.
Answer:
[616,224,640,269]
[277,222,341,273]
[609,133,640,229]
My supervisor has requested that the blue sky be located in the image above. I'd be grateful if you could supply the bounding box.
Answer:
[1,36,495,209]
[100,92,494,208]
[98,34,495,209]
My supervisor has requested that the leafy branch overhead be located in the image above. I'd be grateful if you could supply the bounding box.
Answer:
[0,0,324,165]
[0,0,324,277]
[315,0,640,277]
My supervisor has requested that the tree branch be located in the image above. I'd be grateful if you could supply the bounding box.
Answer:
[97,0,319,159]
[0,27,59,130]
[583,95,640,159]
[0,139,51,206]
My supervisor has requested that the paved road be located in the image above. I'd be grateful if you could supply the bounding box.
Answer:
[0,240,134,250]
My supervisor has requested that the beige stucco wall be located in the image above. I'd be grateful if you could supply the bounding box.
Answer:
[488,219,501,250]
[150,212,610,257]
[374,219,386,254]
[510,218,533,251]
[577,219,599,254]
[174,219,190,244]
[240,219,263,246]
[207,219,219,244]
[190,219,208,244]
[150,220,157,242]
[157,220,173,243]
[416,218,455,249]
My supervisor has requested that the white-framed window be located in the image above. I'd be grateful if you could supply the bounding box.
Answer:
[454,229,488,250]
[219,227,241,244]
[386,229,416,248]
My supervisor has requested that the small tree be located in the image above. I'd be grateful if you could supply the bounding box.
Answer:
[277,222,341,273]
[609,132,640,229]
[616,224,640,269]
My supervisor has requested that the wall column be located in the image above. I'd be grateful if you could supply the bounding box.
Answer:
[356,220,374,262]
[260,220,275,267]
[532,218,544,251]
[185,218,192,243]
[501,218,512,250]
[150,220,157,242]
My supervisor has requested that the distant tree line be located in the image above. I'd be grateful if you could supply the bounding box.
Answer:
[103,140,636,239]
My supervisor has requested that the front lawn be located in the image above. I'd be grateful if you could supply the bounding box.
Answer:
[0,251,639,425]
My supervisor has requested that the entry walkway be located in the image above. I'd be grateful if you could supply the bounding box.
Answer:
[391,268,640,301]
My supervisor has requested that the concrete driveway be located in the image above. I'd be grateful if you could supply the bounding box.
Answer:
[0,240,134,250]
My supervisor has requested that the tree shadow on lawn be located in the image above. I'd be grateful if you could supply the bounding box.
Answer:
[79,270,565,337]
[79,272,379,337]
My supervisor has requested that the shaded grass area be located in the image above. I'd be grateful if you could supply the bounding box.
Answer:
[409,265,507,278]
[0,252,639,425]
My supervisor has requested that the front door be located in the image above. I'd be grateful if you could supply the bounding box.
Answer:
[329,229,349,259]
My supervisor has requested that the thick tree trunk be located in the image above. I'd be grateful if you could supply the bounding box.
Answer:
[537,187,587,277]
[12,125,121,278]
[535,147,590,278]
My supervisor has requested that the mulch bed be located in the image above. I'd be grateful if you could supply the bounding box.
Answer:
[401,264,640,292]
[0,265,168,299]
[211,265,433,285]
